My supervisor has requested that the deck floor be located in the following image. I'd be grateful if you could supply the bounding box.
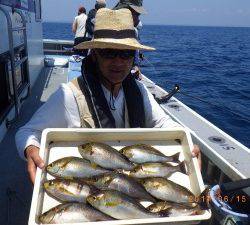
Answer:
[0,66,67,225]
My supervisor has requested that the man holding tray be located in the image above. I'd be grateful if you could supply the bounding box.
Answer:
[16,8,201,183]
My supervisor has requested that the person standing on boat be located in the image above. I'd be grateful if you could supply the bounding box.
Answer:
[113,0,146,79]
[15,8,201,183]
[72,6,88,56]
[85,0,106,39]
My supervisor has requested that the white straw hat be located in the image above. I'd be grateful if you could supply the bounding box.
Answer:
[75,8,155,51]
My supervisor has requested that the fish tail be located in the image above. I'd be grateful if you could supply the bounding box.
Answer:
[191,209,204,215]
[172,152,180,162]
[179,161,187,175]
[198,186,211,209]
[117,169,130,176]
[146,194,157,203]
[156,209,170,217]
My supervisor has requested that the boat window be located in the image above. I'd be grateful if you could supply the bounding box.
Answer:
[35,0,42,21]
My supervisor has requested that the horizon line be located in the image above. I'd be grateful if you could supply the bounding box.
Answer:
[42,21,250,28]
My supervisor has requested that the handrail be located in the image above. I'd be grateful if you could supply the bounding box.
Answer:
[0,6,19,127]
[14,8,31,103]
[0,6,30,127]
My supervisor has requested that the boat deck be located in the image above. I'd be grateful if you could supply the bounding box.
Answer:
[0,65,68,225]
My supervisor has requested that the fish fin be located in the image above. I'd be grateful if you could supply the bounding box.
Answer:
[90,162,98,169]
[172,152,180,163]
[179,161,188,175]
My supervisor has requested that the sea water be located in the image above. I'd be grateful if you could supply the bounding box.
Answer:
[43,23,250,147]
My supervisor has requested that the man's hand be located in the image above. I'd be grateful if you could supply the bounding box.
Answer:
[192,145,202,171]
[132,66,142,80]
[25,145,45,184]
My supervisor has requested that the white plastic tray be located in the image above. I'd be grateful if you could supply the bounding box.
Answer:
[29,128,211,225]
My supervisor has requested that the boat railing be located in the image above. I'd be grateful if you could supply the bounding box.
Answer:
[0,6,30,127]
[43,39,74,55]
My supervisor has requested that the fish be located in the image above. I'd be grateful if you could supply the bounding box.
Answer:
[39,203,113,224]
[85,172,156,202]
[43,179,98,203]
[46,157,110,179]
[147,201,203,217]
[140,177,196,206]
[127,161,186,178]
[87,190,160,220]
[78,142,134,170]
[120,144,180,164]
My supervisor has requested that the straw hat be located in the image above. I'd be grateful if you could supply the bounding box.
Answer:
[114,0,147,14]
[75,8,155,51]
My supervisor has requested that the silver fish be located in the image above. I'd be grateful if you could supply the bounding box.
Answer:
[140,177,196,205]
[87,190,160,220]
[120,144,180,163]
[43,179,98,203]
[46,157,109,179]
[78,142,134,170]
[85,172,155,202]
[147,201,203,217]
[39,203,113,224]
[128,161,186,178]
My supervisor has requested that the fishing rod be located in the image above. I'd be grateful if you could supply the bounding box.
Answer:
[154,84,180,103]
[178,91,250,124]
[140,55,250,124]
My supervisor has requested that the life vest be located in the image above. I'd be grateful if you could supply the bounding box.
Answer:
[68,71,146,128]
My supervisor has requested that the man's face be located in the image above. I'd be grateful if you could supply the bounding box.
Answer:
[93,49,135,84]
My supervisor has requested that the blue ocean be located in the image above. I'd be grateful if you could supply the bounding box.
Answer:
[43,23,250,147]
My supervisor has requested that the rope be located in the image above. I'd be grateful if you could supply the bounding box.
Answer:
[99,74,122,111]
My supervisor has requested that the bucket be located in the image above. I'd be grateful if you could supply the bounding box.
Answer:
[210,185,250,225]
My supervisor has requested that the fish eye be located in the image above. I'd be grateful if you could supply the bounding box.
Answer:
[49,181,54,185]
[48,163,54,168]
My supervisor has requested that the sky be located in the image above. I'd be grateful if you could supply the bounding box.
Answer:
[42,0,250,27]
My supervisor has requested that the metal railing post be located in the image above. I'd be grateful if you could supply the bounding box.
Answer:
[0,6,19,126]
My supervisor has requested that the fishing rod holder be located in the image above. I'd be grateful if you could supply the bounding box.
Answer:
[155,84,180,103]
